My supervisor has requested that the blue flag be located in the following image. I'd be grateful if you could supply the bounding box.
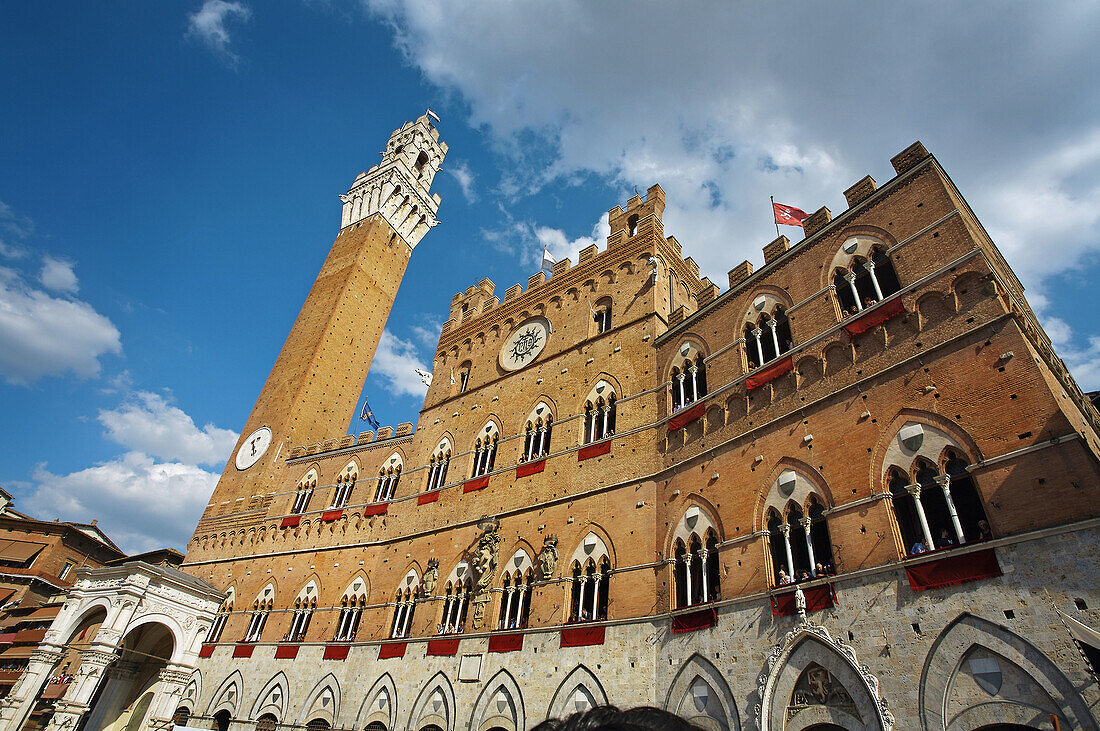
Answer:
[360,398,380,430]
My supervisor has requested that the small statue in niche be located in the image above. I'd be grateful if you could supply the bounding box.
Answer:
[421,558,439,597]
[473,529,502,594]
[539,535,559,579]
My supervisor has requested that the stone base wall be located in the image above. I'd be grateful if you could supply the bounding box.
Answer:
[187,528,1100,730]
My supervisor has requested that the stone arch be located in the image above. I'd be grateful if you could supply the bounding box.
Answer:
[823,229,899,288]
[664,653,740,730]
[757,625,893,731]
[547,664,608,718]
[249,672,290,722]
[408,671,456,731]
[52,598,112,646]
[756,459,834,531]
[469,669,526,731]
[874,410,982,489]
[120,612,185,664]
[665,497,724,557]
[741,286,794,328]
[355,673,398,730]
[296,673,341,726]
[581,374,622,406]
[206,669,244,718]
[568,524,615,567]
[919,613,1092,731]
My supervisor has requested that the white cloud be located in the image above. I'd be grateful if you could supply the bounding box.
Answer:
[98,391,238,466]
[371,329,431,397]
[0,264,121,385]
[39,256,78,294]
[24,453,218,554]
[448,160,477,202]
[187,0,251,66]
[411,315,444,349]
[535,218,610,268]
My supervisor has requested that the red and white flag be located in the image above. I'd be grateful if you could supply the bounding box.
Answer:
[773,201,809,227]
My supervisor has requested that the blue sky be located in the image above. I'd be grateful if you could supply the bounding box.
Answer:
[2,1,1099,552]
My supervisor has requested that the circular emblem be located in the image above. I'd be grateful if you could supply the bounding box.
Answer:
[235,426,273,470]
[499,317,551,372]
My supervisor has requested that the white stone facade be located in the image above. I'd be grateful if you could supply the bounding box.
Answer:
[0,561,222,731]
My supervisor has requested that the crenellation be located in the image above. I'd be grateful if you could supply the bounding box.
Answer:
[844,174,878,208]
[801,206,832,237]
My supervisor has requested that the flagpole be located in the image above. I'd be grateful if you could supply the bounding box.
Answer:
[770,196,780,239]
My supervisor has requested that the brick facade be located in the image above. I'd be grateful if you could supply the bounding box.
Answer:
[177,125,1100,730]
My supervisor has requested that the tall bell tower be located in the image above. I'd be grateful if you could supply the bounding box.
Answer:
[197,112,447,519]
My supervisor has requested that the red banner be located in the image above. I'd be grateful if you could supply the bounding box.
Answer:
[905,547,1001,591]
[0,633,16,645]
[232,643,255,658]
[746,356,793,390]
[363,502,389,517]
[560,626,606,647]
[463,475,490,493]
[427,638,460,656]
[323,644,350,660]
[488,632,524,653]
[516,459,546,478]
[843,298,906,337]
[671,607,717,633]
[198,643,215,658]
[274,644,300,659]
[378,642,407,659]
[418,490,440,505]
[668,402,705,431]
[771,584,836,616]
[578,440,611,461]
[280,515,301,529]
[320,509,344,522]
[40,681,69,700]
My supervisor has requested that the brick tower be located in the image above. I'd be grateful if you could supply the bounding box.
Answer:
[197,112,447,523]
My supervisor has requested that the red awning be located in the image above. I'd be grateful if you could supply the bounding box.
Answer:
[668,402,705,431]
[323,644,350,661]
[463,475,490,493]
[427,638,460,656]
[280,516,301,529]
[560,625,605,648]
[746,356,793,390]
[417,490,440,505]
[488,633,524,653]
[363,502,389,517]
[378,642,407,659]
[198,644,215,658]
[905,547,1001,591]
[0,633,16,645]
[274,644,299,659]
[320,509,344,522]
[671,607,717,633]
[516,459,546,478]
[771,584,835,616]
[232,644,255,658]
[577,440,611,461]
[843,297,906,337]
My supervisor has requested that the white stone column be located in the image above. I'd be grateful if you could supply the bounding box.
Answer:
[0,647,64,731]
[936,475,966,544]
[905,484,937,550]
[863,261,884,301]
[576,576,588,620]
[800,517,817,573]
[146,665,193,731]
[601,405,611,438]
[676,373,686,408]
[689,365,699,403]
[537,425,547,457]
[767,319,781,358]
[698,548,710,602]
[501,587,514,629]
[588,573,600,621]
[752,328,765,365]
[46,649,123,731]
[779,523,795,578]
[681,555,693,606]
[400,602,414,637]
[513,583,527,628]
[845,272,863,311]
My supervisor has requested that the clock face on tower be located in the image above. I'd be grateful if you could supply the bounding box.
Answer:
[235,427,273,471]
[500,317,551,372]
